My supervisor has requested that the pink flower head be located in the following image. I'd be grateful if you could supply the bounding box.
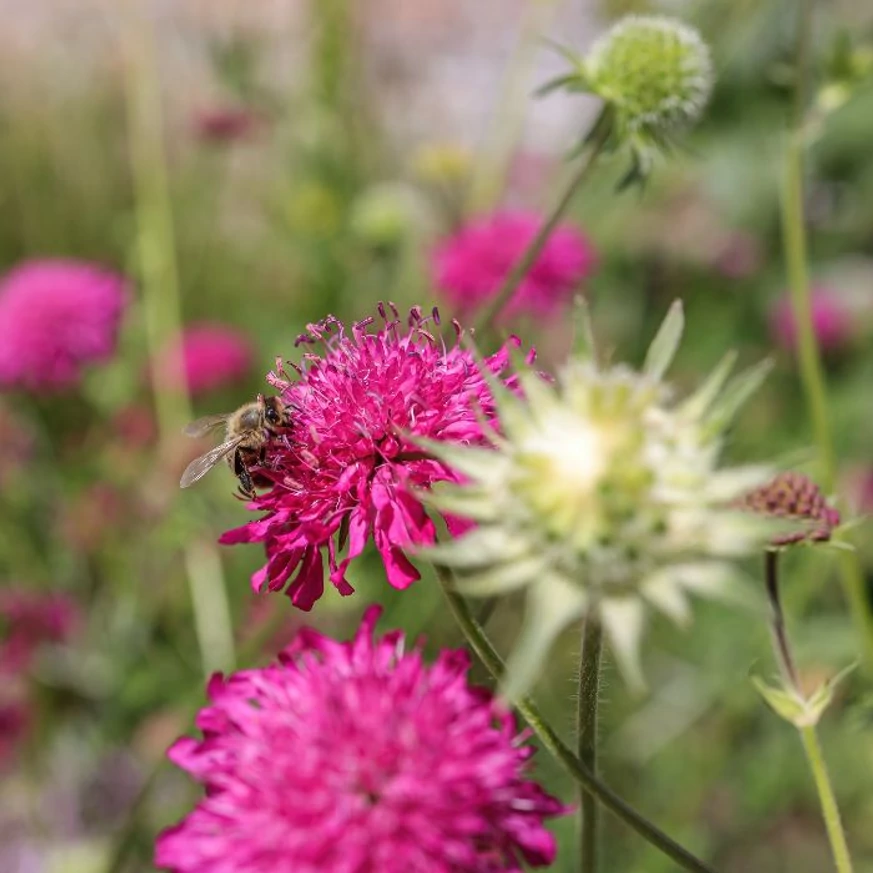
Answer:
[193,106,262,144]
[155,606,567,873]
[769,289,852,353]
[432,210,596,320]
[220,304,526,610]
[0,259,129,391]
[737,471,841,547]
[0,697,29,768]
[158,324,254,396]
[0,590,79,673]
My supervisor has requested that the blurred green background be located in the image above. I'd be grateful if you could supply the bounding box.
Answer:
[1,1,872,871]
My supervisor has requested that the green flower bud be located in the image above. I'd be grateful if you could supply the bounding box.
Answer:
[585,15,714,139]
[349,183,427,249]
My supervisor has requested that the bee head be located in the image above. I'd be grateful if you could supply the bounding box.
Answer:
[260,394,290,428]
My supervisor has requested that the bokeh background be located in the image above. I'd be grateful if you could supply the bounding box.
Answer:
[1,1,873,871]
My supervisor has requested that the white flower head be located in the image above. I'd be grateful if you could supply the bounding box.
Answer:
[420,301,777,699]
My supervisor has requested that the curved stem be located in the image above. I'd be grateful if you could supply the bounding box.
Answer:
[799,726,855,873]
[764,551,801,691]
[433,564,716,873]
[475,113,611,332]
[577,612,603,872]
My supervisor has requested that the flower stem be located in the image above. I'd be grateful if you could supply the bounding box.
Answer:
[466,0,565,213]
[475,114,611,332]
[577,612,603,872]
[433,564,715,873]
[780,0,873,673]
[764,551,801,691]
[764,552,855,873]
[781,135,833,488]
[799,725,855,873]
[121,0,235,677]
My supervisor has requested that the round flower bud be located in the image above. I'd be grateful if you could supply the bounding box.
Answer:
[585,15,713,137]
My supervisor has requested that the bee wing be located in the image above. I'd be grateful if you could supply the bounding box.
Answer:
[179,436,245,489]
[183,414,230,438]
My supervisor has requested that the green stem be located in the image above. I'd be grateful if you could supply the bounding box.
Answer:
[466,0,565,213]
[779,1,873,672]
[475,114,611,332]
[781,136,833,489]
[433,564,715,873]
[577,612,603,872]
[799,726,855,873]
[764,551,855,873]
[121,0,235,677]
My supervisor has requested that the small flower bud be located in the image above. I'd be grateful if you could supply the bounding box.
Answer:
[585,15,714,138]
[737,471,841,546]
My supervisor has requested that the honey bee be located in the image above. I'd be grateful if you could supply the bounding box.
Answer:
[179,394,292,499]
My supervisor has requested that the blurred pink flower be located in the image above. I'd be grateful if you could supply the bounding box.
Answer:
[0,590,79,673]
[0,259,129,391]
[770,289,852,353]
[0,697,29,768]
[432,210,596,320]
[220,304,525,609]
[158,323,254,396]
[193,105,262,144]
[155,606,567,873]
[711,231,764,279]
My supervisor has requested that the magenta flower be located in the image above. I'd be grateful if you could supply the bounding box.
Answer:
[193,106,262,144]
[432,210,596,320]
[158,323,254,396]
[220,305,524,609]
[0,698,29,768]
[0,590,79,673]
[769,289,852,353]
[155,606,567,873]
[0,259,129,391]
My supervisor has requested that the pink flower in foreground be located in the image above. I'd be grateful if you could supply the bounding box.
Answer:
[155,606,567,873]
[0,590,79,673]
[158,324,254,396]
[432,210,596,320]
[220,304,525,609]
[769,289,852,353]
[0,259,129,391]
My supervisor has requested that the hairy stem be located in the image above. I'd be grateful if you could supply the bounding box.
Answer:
[475,113,611,331]
[577,612,603,872]
[433,564,715,873]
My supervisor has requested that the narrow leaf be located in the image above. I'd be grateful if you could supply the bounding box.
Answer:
[643,300,685,381]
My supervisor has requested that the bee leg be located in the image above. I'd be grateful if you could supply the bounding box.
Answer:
[233,449,256,500]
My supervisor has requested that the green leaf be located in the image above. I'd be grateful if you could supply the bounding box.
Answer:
[569,295,598,364]
[534,73,585,98]
[679,350,737,419]
[803,662,858,726]
[752,676,807,725]
[643,300,684,381]
[705,358,773,436]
